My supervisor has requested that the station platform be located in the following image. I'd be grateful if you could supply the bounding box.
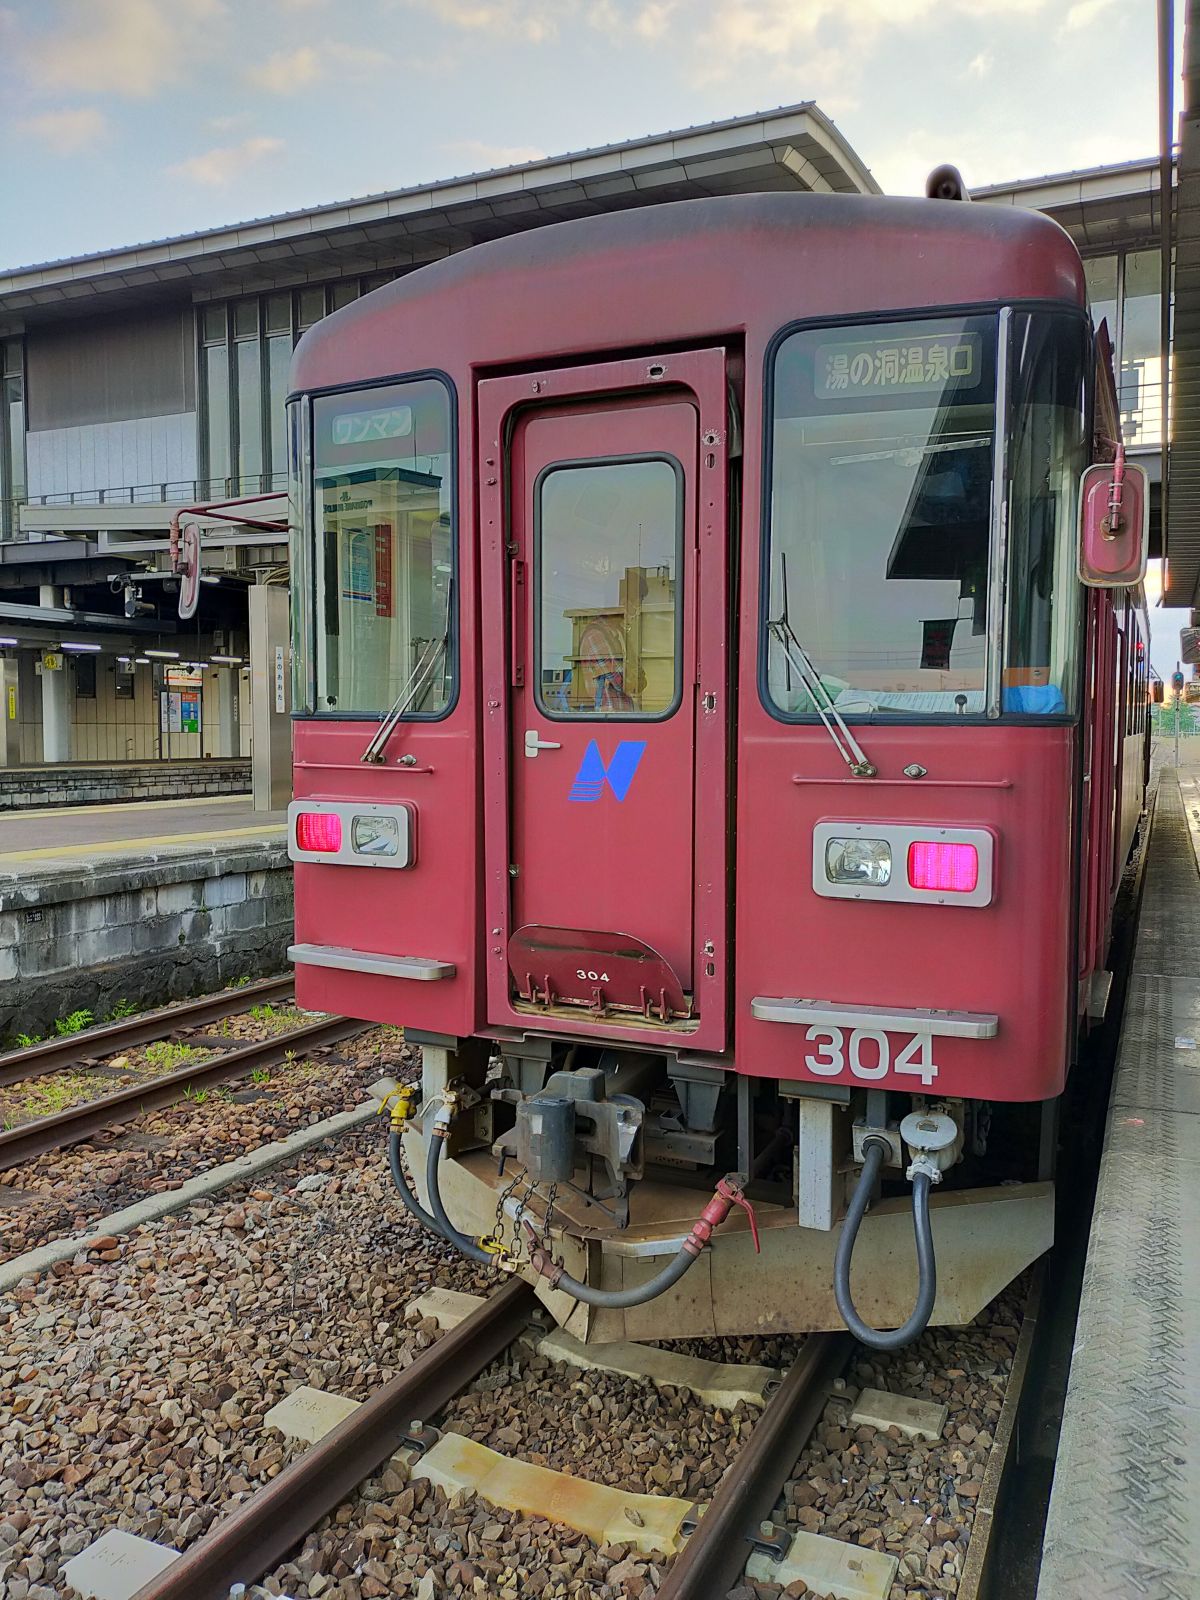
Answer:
[0,792,284,871]
[1037,770,1200,1598]
[0,756,251,811]
[0,795,290,1042]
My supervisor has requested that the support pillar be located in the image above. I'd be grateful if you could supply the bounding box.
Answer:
[0,655,18,766]
[216,667,240,758]
[39,585,70,764]
[248,583,291,811]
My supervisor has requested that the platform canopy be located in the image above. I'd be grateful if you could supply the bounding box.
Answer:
[0,104,878,329]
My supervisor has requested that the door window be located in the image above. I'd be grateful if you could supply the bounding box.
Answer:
[535,456,682,719]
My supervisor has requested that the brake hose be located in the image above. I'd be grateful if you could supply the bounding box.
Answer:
[834,1135,937,1350]
[386,1129,445,1239]
[426,1130,506,1268]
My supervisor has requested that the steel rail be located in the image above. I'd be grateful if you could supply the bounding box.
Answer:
[0,975,295,1088]
[957,1268,1043,1600]
[0,1013,365,1170]
[128,1278,537,1600]
[655,1330,851,1600]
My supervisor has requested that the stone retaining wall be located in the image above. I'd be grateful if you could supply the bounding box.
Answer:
[0,840,293,1040]
[0,760,251,811]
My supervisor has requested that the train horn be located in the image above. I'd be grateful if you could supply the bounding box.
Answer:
[925,164,971,202]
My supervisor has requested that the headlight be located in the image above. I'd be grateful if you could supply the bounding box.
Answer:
[825,836,892,886]
[352,814,400,856]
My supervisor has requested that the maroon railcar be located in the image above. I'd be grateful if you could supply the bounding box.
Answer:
[286,193,1150,1346]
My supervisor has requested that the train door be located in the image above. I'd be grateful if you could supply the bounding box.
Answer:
[478,351,730,1051]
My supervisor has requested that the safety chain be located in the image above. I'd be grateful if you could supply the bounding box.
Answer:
[491,1172,562,1265]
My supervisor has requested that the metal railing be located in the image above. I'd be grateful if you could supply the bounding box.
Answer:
[3,474,288,542]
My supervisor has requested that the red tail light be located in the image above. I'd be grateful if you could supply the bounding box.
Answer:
[907,840,979,893]
[295,811,343,852]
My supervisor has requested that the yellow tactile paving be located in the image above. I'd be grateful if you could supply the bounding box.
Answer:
[0,824,285,862]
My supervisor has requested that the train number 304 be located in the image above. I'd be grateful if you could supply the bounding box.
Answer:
[803,1026,938,1086]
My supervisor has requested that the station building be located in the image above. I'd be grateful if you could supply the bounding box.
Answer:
[0,104,1178,803]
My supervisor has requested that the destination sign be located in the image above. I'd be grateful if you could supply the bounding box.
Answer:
[815,332,982,399]
[331,405,413,445]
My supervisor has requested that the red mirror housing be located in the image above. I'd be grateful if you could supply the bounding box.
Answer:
[1078,454,1148,587]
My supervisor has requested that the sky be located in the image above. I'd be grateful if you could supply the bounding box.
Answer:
[0,0,1188,669]
[0,0,1182,270]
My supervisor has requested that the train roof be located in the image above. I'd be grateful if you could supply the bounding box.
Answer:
[292,192,1086,393]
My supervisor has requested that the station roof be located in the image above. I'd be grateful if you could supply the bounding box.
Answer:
[976,155,1170,254]
[0,104,878,328]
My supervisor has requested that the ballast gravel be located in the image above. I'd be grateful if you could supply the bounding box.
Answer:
[0,1025,402,1265]
[0,1093,1027,1600]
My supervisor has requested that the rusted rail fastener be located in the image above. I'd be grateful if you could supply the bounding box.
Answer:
[0,974,295,1089]
[0,1014,365,1170]
[127,1278,538,1600]
[655,1330,850,1600]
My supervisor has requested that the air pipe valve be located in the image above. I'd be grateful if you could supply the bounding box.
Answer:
[900,1109,960,1183]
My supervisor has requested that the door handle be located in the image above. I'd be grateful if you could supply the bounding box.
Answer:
[524,729,562,758]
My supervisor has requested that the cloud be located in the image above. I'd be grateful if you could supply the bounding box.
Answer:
[22,0,226,99]
[967,49,993,78]
[245,39,389,93]
[444,139,548,170]
[247,45,322,93]
[168,134,284,187]
[18,106,109,155]
[1061,0,1117,31]
[400,0,572,42]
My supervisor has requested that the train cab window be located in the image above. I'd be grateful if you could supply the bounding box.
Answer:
[535,457,682,718]
[308,377,453,718]
[1003,314,1088,715]
[765,315,995,718]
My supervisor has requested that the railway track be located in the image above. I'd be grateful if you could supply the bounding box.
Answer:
[0,1011,366,1171]
[0,974,296,1088]
[123,1273,1038,1600]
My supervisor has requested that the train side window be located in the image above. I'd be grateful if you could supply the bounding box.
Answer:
[1003,314,1089,714]
[308,377,454,718]
[534,456,682,719]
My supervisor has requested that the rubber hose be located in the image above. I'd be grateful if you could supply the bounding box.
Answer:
[426,1129,506,1268]
[833,1137,937,1350]
[544,1243,701,1310]
[386,1129,444,1239]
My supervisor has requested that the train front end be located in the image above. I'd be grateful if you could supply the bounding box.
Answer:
[285,193,1146,1346]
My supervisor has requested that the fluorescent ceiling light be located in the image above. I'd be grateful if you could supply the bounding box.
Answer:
[210,655,243,665]
[144,649,180,659]
[61,642,101,652]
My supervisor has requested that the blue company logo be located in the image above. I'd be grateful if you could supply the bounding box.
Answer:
[568,740,647,803]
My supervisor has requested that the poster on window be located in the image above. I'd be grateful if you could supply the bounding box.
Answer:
[342,529,375,604]
[921,618,957,672]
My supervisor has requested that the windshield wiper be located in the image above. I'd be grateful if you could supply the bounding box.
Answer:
[767,614,877,778]
[360,579,453,765]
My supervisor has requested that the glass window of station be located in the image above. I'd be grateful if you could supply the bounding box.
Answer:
[0,339,25,542]
[300,377,454,718]
[1083,247,1170,449]
[198,271,398,498]
[764,311,1087,720]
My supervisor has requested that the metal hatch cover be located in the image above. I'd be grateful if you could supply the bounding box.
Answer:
[508,924,692,1022]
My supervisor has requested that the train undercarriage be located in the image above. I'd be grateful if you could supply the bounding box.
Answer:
[394,1037,1054,1346]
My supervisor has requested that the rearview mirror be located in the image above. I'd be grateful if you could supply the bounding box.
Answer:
[1152,680,1165,704]
[1078,458,1148,587]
